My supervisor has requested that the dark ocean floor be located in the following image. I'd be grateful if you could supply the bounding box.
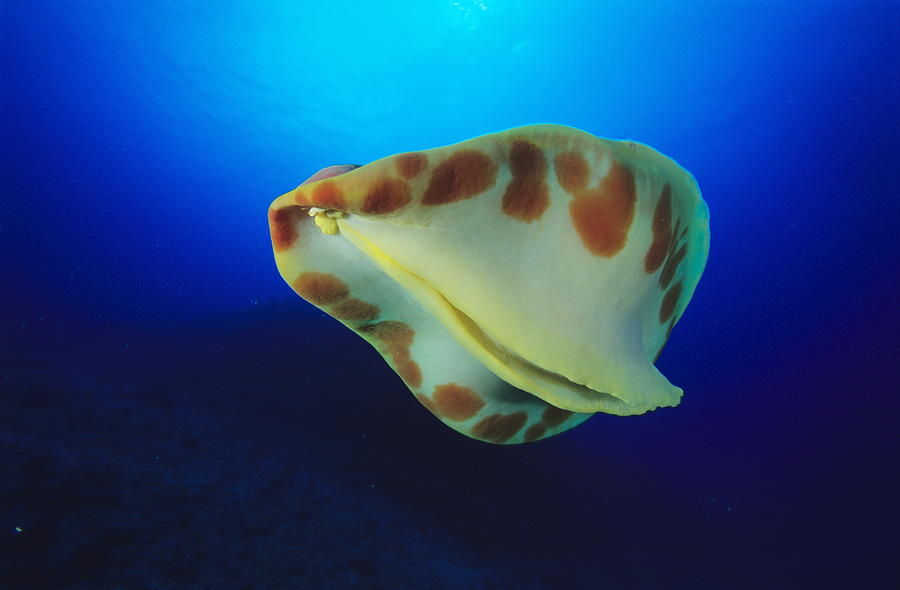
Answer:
[3,364,571,590]
[2,303,897,589]
[0,308,697,590]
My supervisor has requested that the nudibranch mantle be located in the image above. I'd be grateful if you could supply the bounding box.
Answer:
[268,124,709,444]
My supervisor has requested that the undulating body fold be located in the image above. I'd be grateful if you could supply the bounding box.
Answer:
[269,124,709,443]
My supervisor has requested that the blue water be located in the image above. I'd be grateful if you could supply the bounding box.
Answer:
[2,2,898,589]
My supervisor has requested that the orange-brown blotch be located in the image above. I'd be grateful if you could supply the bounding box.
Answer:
[554,150,590,193]
[472,412,528,443]
[269,206,305,252]
[432,383,486,421]
[395,152,428,179]
[359,321,422,388]
[292,272,349,305]
[645,185,672,273]
[396,358,422,388]
[569,161,636,257]
[502,139,550,222]
[659,281,683,323]
[659,243,687,290]
[310,181,347,210]
[331,298,380,322]
[422,150,498,206]
[360,321,413,348]
[524,423,546,443]
[362,178,412,214]
[541,406,573,428]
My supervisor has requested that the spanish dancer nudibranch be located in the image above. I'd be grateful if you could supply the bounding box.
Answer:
[268,124,710,444]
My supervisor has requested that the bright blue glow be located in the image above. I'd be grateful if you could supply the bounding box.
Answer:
[2,1,896,326]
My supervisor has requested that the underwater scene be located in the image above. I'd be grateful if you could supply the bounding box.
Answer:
[1,1,897,589]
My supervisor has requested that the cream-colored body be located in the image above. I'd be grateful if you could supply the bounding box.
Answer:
[269,124,709,443]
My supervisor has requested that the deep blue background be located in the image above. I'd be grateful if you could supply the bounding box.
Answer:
[2,2,898,589]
